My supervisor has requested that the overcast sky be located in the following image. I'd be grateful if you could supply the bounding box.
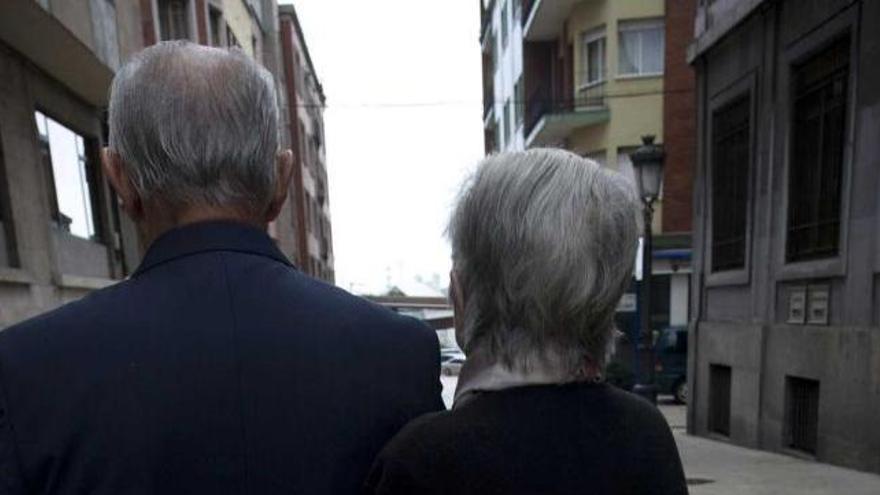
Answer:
[280,0,485,295]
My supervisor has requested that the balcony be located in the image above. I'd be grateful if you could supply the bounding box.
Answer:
[0,0,114,107]
[523,0,581,41]
[479,0,496,43]
[524,83,608,148]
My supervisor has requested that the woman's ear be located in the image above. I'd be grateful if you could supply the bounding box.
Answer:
[102,148,143,221]
[450,270,465,340]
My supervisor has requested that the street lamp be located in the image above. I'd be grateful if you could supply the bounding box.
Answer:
[630,134,665,405]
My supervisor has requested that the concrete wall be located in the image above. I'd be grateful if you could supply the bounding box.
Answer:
[690,0,880,474]
[0,43,125,327]
[223,0,255,56]
[0,1,143,328]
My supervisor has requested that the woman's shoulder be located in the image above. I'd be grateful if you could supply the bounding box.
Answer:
[365,410,471,494]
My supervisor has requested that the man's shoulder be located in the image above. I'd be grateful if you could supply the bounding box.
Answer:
[0,279,131,339]
[286,274,435,337]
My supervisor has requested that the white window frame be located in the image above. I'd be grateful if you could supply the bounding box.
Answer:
[579,27,607,90]
[617,18,665,79]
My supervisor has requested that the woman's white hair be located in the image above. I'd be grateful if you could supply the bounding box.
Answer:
[108,41,279,215]
[448,148,640,376]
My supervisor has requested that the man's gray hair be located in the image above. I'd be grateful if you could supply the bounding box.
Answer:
[108,41,279,215]
[448,149,640,376]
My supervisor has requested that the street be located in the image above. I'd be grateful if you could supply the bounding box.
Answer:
[440,376,880,494]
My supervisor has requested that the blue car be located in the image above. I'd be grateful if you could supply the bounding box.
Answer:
[654,326,688,403]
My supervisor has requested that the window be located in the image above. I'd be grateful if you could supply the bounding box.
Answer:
[34,111,101,240]
[157,0,190,41]
[0,131,15,267]
[786,37,849,262]
[711,95,750,271]
[514,74,524,128]
[500,1,509,50]
[209,5,223,47]
[581,28,606,87]
[503,98,511,146]
[618,19,664,77]
[226,24,240,48]
[495,29,502,72]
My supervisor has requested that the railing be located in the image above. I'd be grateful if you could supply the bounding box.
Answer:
[524,82,605,137]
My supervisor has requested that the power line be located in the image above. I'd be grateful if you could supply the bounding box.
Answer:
[288,87,695,109]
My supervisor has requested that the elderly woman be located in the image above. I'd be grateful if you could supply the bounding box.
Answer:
[365,149,687,494]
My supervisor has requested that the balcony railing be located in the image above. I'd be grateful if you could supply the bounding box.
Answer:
[525,83,605,138]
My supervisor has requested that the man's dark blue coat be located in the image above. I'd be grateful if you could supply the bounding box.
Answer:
[0,221,443,494]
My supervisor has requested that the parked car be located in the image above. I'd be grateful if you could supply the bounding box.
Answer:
[654,326,688,403]
[440,348,466,376]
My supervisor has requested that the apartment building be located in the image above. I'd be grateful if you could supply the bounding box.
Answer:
[479,0,695,337]
[0,0,146,327]
[136,0,305,265]
[687,0,880,474]
[279,4,334,283]
[0,0,334,328]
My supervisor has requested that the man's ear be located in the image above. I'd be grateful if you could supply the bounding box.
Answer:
[101,148,143,221]
[265,149,294,222]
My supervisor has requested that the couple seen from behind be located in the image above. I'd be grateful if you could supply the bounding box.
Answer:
[0,42,687,495]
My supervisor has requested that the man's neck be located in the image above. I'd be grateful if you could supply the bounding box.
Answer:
[138,206,265,251]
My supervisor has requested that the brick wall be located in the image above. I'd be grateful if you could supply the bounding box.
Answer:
[662,0,696,233]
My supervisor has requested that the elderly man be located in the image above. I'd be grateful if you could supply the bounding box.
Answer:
[365,149,687,494]
[0,42,442,494]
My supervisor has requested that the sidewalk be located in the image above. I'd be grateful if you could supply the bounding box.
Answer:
[659,400,880,495]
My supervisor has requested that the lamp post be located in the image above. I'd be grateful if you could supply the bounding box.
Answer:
[630,135,665,405]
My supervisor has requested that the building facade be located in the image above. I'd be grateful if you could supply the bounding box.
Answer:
[479,0,695,340]
[279,4,334,283]
[687,0,880,473]
[0,0,334,329]
[0,0,146,328]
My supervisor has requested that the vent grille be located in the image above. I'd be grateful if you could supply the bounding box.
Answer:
[786,376,820,455]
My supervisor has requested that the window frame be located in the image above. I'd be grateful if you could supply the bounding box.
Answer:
[208,2,225,47]
[784,36,849,264]
[514,73,524,130]
[616,18,665,79]
[579,26,606,90]
[775,18,857,282]
[705,73,756,287]
[33,110,106,244]
[503,97,512,147]
[709,95,751,273]
[0,126,18,268]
